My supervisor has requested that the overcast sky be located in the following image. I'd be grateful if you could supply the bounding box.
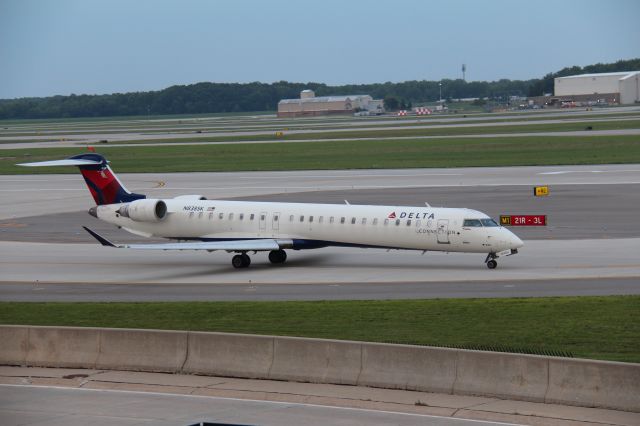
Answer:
[1,0,638,99]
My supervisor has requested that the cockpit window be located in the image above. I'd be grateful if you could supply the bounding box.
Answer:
[481,218,499,227]
[463,219,483,227]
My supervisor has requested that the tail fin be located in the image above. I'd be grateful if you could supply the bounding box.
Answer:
[18,153,146,205]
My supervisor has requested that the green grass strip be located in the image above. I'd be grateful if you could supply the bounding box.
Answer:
[1,135,639,174]
[1,296,638,362]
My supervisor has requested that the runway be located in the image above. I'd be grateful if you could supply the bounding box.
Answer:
[1,165,639,302]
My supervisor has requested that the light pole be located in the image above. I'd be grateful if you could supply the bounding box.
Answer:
[439,82,442,102]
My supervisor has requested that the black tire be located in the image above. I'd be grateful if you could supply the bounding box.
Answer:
[241,253,251,267]
[268,249,287,264]
[232,255,245,269]
[487,259,497,269]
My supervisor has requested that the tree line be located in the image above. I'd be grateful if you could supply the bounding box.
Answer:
[1,58,637,119]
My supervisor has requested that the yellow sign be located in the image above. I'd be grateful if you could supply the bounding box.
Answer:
[500,215,511,225]
[275,131,284,137]
[534,186,549,196]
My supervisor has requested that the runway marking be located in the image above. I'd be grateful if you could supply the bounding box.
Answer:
[538,169,640,175]
[0,384,522,425]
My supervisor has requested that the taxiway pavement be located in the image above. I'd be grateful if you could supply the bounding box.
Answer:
[2,165,639,301]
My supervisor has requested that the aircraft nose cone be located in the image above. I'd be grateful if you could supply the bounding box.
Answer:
[511,234,524,249]
[88,206,97,218]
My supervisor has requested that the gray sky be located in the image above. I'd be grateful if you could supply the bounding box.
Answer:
[1,0,638,99]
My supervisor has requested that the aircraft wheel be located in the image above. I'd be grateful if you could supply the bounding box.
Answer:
[487,259,498,269]
[232,254,250,269]
[268,249,287,264]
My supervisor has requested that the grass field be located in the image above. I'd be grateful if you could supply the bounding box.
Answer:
[1,296,638,362]
[2,134,639,174]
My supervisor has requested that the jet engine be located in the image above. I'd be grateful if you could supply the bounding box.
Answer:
[117,199,167,222]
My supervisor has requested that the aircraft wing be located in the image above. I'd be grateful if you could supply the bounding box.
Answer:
[83,226,281,251]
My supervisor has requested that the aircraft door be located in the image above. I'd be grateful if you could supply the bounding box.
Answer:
[259,211,267,232]
[437,219,450,244]
[272,212,280,231]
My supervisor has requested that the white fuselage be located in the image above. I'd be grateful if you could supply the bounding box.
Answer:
[96,199,524,254]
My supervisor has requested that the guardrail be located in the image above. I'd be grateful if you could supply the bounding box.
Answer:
[1,325,638,412]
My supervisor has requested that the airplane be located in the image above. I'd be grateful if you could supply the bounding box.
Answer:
[18,153,523,269]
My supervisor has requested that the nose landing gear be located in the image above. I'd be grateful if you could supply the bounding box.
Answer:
[485,253,498,269]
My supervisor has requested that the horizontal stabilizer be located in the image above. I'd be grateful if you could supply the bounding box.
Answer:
[82,226,281,251]
[17,159,103,167]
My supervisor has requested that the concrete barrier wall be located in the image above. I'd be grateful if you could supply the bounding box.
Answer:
[0,325,29,365]
[97,328,188,373]
[1,325,638,412]
[269,336,361,385]
[546,357,640,412]
[26,326,100,368]
[454,349,549,402]
[183,331,273,379]
[359,342,457,394]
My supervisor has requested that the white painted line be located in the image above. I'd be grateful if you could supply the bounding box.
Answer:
[538,169,640,175]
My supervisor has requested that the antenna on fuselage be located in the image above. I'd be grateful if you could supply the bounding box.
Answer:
[344,200,350,205]
[424,202,431,207]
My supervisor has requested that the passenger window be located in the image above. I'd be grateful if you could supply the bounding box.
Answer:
[229,213,234,220]
[261,214,266,221]
[319,216,324,223]
[373,218,378,225]
[415,219,421,227]
[384,219,389,226]
[395,219,401,226]
[309,216,313,222]
[463,219,483,227]
[300,215,304,222]
[289,215,294,222]
[340,217,345,224]
[351,217,356,224]
[198,212,203,218]
[361,218,367,225]
[209,213,214,219]
[250,214,255,220]
[274,215,278,222]
[189,212,194,218]
[218,213,224,219]
[330,216,335,223]
[406,219,411,226]
[239,213,244,220]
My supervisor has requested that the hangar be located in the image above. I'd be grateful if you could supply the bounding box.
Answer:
[554,71,640,105]
[278,90,384,118]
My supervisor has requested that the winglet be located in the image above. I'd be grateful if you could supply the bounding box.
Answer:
[82,226,117,247]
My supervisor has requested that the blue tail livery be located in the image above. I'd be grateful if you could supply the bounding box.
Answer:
[18,153,146,205]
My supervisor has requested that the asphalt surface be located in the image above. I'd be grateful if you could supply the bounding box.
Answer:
[2,165,639,302]
[1,277,638,302]
[0,385,516,426]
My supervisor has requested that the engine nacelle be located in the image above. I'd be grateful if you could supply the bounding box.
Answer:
[173,195,207,201]
[117,199,167,222]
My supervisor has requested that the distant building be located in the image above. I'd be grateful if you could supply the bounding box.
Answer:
[278,90,384,118]
[554,71,640,105]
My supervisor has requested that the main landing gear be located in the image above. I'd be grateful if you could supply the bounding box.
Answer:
[268,249,287,264]
[485,253,498,269]
[232,253,251,269]
[231,250,287,269]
